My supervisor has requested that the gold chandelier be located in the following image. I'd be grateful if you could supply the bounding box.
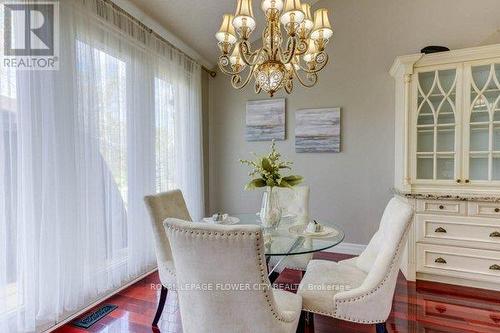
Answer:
[215,0,333,97]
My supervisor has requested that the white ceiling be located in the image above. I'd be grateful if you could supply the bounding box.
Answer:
[128,0,320,68]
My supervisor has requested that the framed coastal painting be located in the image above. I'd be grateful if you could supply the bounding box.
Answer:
[295,107,341,153]
[245,98,286,141]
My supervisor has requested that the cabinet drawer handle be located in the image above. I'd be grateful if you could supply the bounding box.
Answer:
[456,179,461,183]
[439,205,445,210]
[490,264,500,271]
[435,305,447,314]
[490,231,500,238]
[465,179,470,184]
[495,208,500,213]
[435,257,447,264]
[435,227,447,233]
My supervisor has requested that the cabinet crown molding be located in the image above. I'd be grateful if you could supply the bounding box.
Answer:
[391,43,500,77]
[390,54,423,77]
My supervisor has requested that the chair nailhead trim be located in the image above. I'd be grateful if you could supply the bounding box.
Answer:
[328,224,412,323]
[299,219,413,323]
[254,237,298,323]
[165,223,299,324]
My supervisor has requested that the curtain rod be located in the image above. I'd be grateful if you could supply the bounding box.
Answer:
[103,0,217,78]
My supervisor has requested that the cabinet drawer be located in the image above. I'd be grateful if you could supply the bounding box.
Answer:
[417,296,500,333]
[469,202,500,218]
[416,200,466,215]
[416,215,500,250]
[417,244,500,284]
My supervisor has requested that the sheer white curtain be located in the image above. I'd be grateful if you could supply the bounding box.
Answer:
[154,51,204,219]
[0,0,204,331]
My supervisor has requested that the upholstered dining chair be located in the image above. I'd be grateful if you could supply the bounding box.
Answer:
[270,186,313,274]
[276,186,310,225]
[144,189,192,327]
[298,197,414,333]
[164,218,302,333]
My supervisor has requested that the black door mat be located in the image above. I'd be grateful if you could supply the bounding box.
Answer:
[72,304,118,329]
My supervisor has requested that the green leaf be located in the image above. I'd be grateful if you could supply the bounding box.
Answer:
[278,179,293,188]
[261,157,273,172]
[245,178,266,190]
[282,175,303,186]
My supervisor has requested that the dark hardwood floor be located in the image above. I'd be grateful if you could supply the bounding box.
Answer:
[54,252,500,333]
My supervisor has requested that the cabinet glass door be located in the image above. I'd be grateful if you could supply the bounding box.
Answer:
[468,63,500,181]
[416,69,457,180]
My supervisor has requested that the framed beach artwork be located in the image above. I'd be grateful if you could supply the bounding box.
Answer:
[295,107,341,153]
[245,99,286,141]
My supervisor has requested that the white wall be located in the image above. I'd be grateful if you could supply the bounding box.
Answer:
[208,0,500,245]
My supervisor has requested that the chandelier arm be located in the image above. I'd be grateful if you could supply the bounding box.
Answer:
[218,61,246,76]
[239,41,266,67]
[278,36,297,64]
[292,66,318,88]
[296,52,329,74]
[240,40,259,58]
[231,65,256,89]
[240,47,265,66]
[295,38,308,56]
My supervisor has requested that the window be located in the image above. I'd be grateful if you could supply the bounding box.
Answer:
[76,41,128,264]
[95,51,128,203]
[155,77,177,192]
[76,41,128,202]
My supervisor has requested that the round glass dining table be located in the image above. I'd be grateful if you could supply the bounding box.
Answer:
[232,213,345,258]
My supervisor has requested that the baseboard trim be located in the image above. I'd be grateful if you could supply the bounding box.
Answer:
[44,268,158,333]
[324,242,367,255]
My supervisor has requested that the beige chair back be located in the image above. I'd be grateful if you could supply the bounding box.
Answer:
[164,218,301,333]
[144,189,191,286]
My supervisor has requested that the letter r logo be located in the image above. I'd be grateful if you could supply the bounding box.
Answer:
[3,3,54,56]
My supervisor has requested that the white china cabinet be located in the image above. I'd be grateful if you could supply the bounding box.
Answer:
[391,44,500,291]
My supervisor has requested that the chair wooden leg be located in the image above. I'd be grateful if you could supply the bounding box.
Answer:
[269,271,280,284]
[375,322,388,333]
[297,310,314,333]
[152,286,168,327]
[305,311,314,332]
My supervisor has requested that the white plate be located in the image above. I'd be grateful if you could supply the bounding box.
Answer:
[288,224,339,237]
[202,216,240,225]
